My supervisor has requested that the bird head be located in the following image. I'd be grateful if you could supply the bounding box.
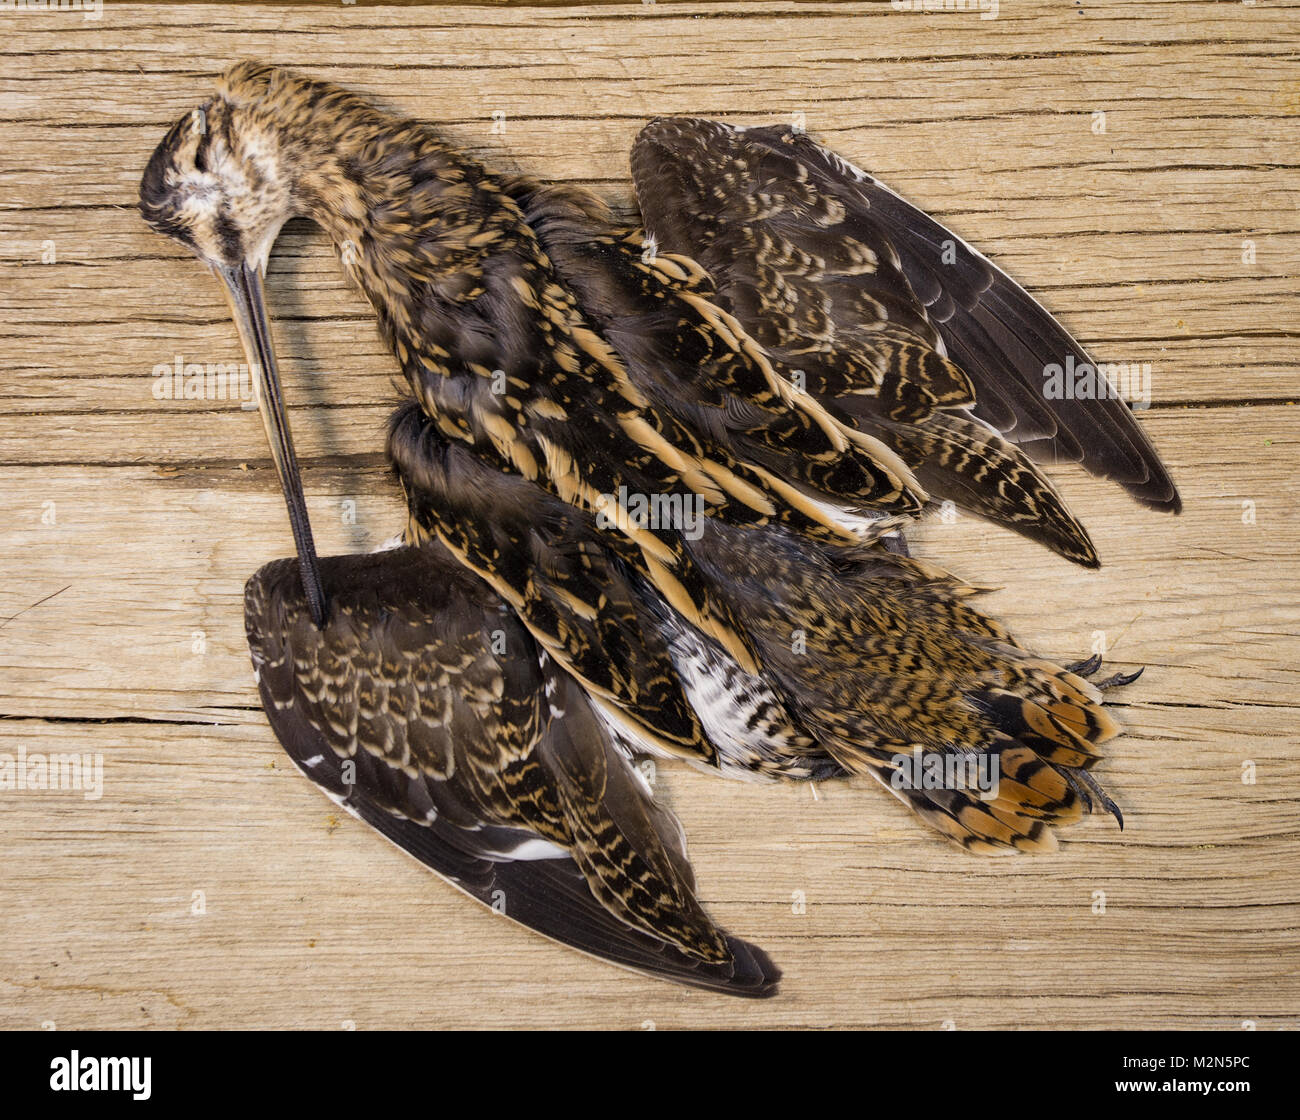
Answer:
[139,93,294,273]
[139,87,325,626]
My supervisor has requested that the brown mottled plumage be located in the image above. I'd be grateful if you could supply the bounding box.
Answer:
[245,543,776,995]
[139,62,1179,996]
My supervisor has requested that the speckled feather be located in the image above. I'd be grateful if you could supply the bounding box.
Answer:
[139,63,1180,993]
[245,544,778,995]
[632,117,1181,564]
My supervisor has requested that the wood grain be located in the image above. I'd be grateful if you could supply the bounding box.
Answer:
[0,1,1296,1029]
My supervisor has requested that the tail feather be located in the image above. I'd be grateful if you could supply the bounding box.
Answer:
[874,685,1125,852]
[696,523,1134,854]
[969,690,1106,770]
[869,767,1063,854]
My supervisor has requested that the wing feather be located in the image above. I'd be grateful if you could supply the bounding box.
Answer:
[244,545,779,997]
[631,118,1181,565]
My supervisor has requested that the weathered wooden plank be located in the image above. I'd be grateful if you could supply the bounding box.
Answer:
[3,3,1294,425]
[1,702,1294,1029]
[2,219,1294,403]
[0,0,1296,1029]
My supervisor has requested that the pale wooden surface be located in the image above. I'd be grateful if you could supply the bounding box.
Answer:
[1,1,1297,1030]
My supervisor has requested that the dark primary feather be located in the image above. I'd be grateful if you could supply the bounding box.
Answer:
[631,117,1181,565]
[244,545,779,997]
[775,126,1180,508]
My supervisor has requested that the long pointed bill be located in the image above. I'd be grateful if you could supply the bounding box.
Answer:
[217,262,328,628]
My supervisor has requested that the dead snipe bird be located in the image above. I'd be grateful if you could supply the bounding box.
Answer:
[139,63,1179,997]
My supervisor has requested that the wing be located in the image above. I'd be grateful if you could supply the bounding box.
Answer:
[631,118,1180,564]
[498,180,919,542]
[244,544,779,997]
